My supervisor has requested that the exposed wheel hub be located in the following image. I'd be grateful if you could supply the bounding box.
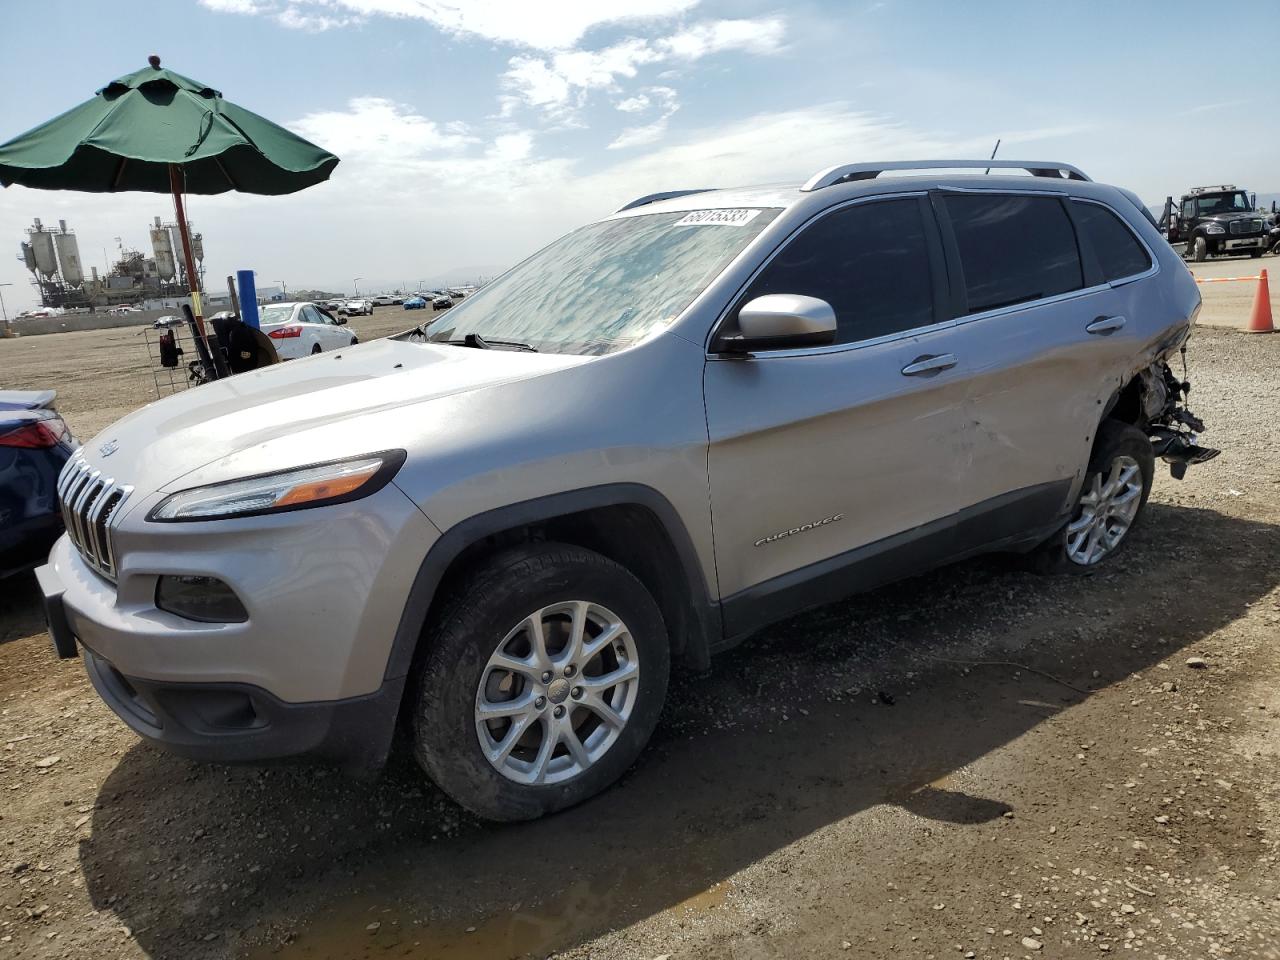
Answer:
[547,677,571,704]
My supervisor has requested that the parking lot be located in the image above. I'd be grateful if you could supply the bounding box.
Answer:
[1,305,1278,959]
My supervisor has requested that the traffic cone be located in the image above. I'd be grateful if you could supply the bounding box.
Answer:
[1246,269,1274,334]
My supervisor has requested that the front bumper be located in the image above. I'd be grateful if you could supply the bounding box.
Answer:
[34,481,439,770]
[81,644,404,772]
[1210,235,1265,251]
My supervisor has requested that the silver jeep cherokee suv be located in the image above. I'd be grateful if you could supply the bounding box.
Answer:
[38,159,1217,821]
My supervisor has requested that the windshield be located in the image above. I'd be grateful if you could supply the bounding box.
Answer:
[1195,192,1252,216]
[409,208,780,355]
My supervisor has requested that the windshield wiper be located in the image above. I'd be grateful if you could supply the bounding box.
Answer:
[444,333,538,352]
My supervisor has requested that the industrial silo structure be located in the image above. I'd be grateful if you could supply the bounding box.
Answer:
[53,220,84,286]
[150,216,176,281]
[29,219,58,277]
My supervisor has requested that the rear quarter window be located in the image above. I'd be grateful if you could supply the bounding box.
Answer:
[1071,201,1152,281]
[943,193,1083,314]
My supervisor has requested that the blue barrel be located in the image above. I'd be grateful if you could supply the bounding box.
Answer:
[237,270,260,329]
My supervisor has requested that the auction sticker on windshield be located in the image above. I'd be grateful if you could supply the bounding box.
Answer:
[674,208,763,227]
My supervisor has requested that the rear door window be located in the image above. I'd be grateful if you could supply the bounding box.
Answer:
[1071,201,1152,281]
[740,198,935,345]
[943,194,1083,313]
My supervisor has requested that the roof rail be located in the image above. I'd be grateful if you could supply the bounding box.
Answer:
[615,188,716,213]
[800,159,1091,192]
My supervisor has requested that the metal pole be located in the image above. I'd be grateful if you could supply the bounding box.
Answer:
[237,270,260,329]
[0,283,11,337]
[275,280,286,300]
[226,275,241,319]
[169,163,219,379]
[353,277,363,296]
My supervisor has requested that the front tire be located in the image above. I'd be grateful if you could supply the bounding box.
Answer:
[1030,420,1154,574]
[1192,235,1208,262]
[411,543,670,821]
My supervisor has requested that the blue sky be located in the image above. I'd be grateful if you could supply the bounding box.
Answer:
[1,0,1277,312]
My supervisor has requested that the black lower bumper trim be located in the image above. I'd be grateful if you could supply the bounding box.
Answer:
[82,648,404,775]
[35,564,77,659]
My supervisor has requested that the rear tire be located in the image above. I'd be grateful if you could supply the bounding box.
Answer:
[1250,249,1263,259]
[1029,420,1154,574]
[410,543,670,821]
[310,343,322,354]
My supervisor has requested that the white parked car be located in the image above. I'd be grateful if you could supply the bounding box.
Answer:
[342,298,373,316]
[259,302,359,360]
[371,294,398,307]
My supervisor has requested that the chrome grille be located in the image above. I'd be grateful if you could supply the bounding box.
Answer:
[56,454,132,582]
[1229,219,1262,235]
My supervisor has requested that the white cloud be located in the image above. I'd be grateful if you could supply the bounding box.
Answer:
[275,5,356,30]
[198,0,269,12]
[1180,99,1251,116]
[586,104,958,198]
[615,94,651,113]
[608,86,679,149]
[287,97,570,197]
[656,17,785,59]
[607,118,671,149]
[292,96,477,162]
[500,17,785,126]
[199,0,700,48]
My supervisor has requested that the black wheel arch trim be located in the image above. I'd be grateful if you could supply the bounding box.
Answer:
[382,482,722,684]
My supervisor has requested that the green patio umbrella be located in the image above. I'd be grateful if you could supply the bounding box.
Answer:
[0,56,338,359]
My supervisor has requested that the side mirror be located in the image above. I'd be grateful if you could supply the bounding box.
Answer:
[719,294,837,353]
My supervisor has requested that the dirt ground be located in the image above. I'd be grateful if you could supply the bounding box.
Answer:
[1,310,1278,960]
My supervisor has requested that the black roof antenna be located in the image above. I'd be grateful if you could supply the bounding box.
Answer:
[983,138,1003,175]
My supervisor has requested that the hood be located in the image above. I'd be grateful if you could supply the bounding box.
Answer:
[78,337,590,496]
[1202,211,1259,222]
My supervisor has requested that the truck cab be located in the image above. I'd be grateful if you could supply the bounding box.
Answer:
[1166,185,1266,261]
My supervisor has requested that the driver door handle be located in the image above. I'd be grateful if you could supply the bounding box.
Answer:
[901,353,958,376]
[1086,315,1126,335]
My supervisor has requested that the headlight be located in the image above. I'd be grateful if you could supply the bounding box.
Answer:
[1205,223,1225,235]
[147,450,405,522]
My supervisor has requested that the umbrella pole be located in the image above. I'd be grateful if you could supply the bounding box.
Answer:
[167,163,219,379]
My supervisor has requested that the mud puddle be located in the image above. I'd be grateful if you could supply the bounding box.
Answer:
[250,878,731,959]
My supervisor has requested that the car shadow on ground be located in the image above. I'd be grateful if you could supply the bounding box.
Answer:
[0,570,46,646]
[78,503,1280,959]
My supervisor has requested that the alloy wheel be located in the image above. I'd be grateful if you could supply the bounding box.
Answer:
[1065,455,1143,566]
[475,601,640,785]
